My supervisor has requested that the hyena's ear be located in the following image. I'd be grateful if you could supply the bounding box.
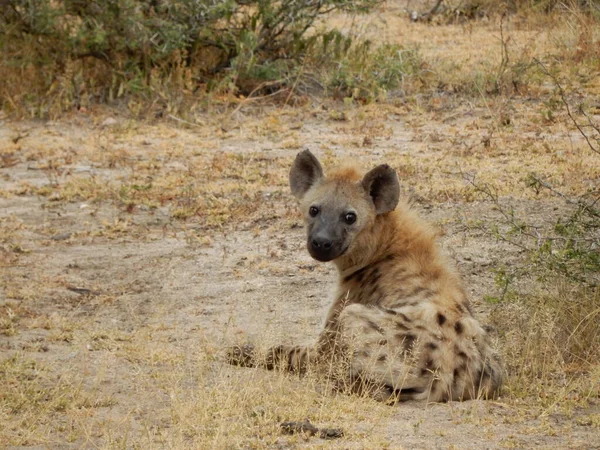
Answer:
[289,150,324,199]
[361,164,400,214]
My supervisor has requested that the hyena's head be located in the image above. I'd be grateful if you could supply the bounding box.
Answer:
[289,150,399,262]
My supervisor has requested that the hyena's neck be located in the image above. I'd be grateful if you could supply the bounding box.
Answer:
[335,204,437,278]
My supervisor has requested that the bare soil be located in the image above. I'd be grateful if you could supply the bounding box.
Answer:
[2,10,600,450]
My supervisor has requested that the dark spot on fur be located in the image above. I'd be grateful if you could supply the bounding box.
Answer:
[367,268,381,286]
[395,321,409,331]
[366,319,385,335]
[425,342,438,350]
[420,358,437,376]
[344,266,369,283]
[454,321,464,334]
[436,313,447,326]
[397,333,416,349]
[425,290,437,300]
[398,312,410,322]
[379,306,396,315]
[457,350,468,359]
[456,303,464,314]
[406,286,430,298]
[377,339,388,346]
[377,354,387,362]
[453,368,460,379]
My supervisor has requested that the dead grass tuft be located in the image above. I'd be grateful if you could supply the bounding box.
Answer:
[492,282,600,413]
[0,353,111,446]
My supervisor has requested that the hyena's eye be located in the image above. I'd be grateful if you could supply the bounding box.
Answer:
[309,206,320,217]
[344,212,357,225]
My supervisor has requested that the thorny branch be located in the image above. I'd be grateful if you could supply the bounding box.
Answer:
[534,58,600,155]
[463,170,599,287]
[463,172,542,250]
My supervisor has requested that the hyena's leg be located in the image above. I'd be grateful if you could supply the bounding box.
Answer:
[453,329,504,401]
[227,344,317,373]
[227,310,344,373]
[336,303,428,402]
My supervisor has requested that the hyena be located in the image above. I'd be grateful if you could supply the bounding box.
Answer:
[228,150,503,403]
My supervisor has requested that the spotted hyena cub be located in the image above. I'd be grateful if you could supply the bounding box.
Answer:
[229,150,503,402]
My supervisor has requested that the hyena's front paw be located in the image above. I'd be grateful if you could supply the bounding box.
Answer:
[226,344,257,367]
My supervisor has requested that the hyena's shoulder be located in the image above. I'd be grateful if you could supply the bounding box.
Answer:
[340,203,469,311]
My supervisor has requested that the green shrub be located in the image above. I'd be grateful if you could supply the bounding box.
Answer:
[0,0,381,116]
[313,37,422,102]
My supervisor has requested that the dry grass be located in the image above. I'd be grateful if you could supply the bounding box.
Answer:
[1,4,600,449]
[0,344,398,448]
[492,284,600,408]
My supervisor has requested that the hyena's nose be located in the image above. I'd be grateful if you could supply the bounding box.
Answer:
[312,237,332,251]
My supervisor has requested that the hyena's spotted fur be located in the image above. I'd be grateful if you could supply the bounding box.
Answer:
[228,150,503,403]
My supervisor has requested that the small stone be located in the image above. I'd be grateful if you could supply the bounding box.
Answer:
[101,117,118,127]
[51,232,72,241]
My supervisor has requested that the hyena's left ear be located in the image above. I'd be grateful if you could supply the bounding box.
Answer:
[361,164,400,214]
[289,149,324,199]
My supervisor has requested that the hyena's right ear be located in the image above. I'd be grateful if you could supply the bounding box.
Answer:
[289,150,324,199]
[361,164,400,214]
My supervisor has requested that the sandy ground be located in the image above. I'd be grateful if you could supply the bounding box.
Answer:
[2,6,600,449]
[1,101,599,449]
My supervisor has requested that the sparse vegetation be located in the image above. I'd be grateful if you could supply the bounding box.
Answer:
[1,1,600,448]
[1,0,407,117]
[462,56,600,419]
[411,0,600,21]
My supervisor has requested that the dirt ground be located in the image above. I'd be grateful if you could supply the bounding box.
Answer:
[2,7,600,450]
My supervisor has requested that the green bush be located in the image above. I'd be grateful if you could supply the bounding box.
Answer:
[313,36,422,102]
[0,0,382,115]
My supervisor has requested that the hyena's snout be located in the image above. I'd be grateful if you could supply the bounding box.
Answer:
[307,222,348,262]
[311,235,333,251]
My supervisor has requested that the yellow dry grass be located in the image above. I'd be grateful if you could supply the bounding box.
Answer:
[1,5,600,449]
